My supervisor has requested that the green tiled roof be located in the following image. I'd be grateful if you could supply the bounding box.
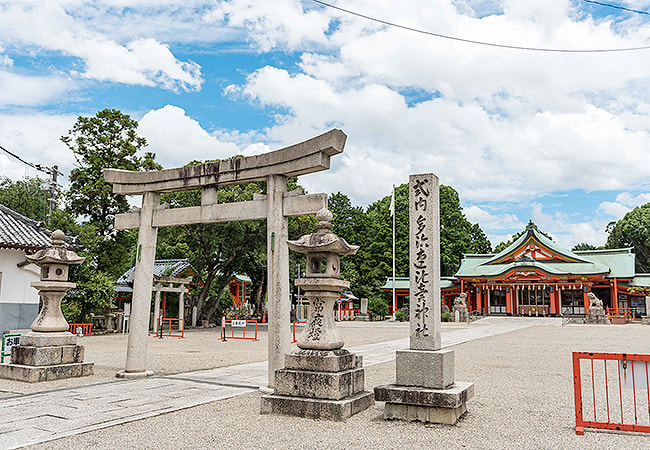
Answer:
[456,221,636,280]
[382,276,457,290]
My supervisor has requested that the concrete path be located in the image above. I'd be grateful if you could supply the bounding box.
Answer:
[0,317,558,450]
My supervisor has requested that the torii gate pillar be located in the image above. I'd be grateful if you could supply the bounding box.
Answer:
[267,174,290,387]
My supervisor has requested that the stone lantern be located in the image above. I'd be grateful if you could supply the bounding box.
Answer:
[261,208,374,420]
[27,230,85,332]
[0,230,94,382]
[289,208,358,350]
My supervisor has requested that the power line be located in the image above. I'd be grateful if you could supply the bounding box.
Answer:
[311,0,650,52]
[0,143,38,170]
[582,0,650,16]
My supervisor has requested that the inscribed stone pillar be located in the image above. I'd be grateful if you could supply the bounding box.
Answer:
[153,288,161,333]
[122,191,159,376]
[266,174,290,388]
[375,174,473,424]
[179,290,185,322]
[409,173,441,350]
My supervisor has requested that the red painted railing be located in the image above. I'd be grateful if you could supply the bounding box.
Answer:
[157,318,185,338]
[291,321,307,343]
[220,319,258,341]
[573,351,650,435]
[68,323,92,336]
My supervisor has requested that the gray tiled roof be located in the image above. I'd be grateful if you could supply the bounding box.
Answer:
[0,203,52,250]
[116,259,194,286]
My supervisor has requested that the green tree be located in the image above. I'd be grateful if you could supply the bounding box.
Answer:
[61,109,161,235]
[60,109,161,277]
[606,203,650,272]
[64,264,115,322]
[0,176,49,221]
[572,242,597,251]
[329,184,490,300]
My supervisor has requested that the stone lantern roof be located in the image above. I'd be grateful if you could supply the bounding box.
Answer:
[25,230,85,266]
[287,208,359,256]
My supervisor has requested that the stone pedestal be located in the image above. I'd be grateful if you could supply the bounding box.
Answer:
[375,381,474,424]
[0,332,93,383]
[261,349,373,421]
[375,349,473,424]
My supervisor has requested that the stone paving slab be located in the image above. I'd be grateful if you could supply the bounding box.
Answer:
[0,317,557,450]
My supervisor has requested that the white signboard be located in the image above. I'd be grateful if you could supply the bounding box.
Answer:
[620,360,649,390]
[231,320,247,328]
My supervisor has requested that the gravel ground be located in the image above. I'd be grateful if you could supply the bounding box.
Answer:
[25,323,650,449]
[0,321,417,396]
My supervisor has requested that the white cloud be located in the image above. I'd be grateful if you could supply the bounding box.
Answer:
[464,205,525,230]
[0,112,77,180]
[598,201,631,218]
[138,105,241,168]
[0,71,72,106]
[0,1,203,92]
[530,202,609,248]
[597,191,650,220]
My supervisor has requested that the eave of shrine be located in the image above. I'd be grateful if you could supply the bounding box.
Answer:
[456,221,636,281]
[484,221,591,265]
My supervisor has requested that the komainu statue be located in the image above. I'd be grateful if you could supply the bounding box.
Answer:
[585,292,609,324]
[453,292,469,322]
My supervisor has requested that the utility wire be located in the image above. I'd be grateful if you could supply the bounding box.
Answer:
[582,0,650,16]
[311,0,650,52]
[0,143,38,170]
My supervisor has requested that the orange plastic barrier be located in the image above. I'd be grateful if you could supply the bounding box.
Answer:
[573,351,650,435]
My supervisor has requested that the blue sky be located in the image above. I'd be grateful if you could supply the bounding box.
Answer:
[2,0,650,250]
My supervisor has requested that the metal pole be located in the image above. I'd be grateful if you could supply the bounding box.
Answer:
[392,184,396,320]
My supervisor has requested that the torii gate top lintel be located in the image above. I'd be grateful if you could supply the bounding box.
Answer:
[104,129,347,195]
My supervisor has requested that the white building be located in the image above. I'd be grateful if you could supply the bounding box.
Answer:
[0,204,53,334]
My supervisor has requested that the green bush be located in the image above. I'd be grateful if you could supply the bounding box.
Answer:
[441,312,451,322]
[395,311,404,321]
[369,297,388,319]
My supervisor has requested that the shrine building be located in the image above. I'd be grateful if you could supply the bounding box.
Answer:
[383,221,649,317]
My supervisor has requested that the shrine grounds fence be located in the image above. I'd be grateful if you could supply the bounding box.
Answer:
[220,319,258,341]
[573,351,650,435]
[291,321,307,343]
[156,318,185,338]
[68,323,93,336]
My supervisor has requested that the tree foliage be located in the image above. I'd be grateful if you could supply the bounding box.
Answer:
[606,203,650,272]
[572,242,597,251]
[60,109,161,278]
[0,176,49,221]
[329,183,491,302]
[61,108,161,235]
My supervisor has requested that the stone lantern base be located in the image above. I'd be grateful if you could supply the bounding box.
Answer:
[260,349,374,421]
[0,332,94,383]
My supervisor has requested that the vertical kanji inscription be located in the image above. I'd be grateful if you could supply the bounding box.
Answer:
[409,174,441,350]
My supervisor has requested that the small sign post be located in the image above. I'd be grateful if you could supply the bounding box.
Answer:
[1,333,22,363]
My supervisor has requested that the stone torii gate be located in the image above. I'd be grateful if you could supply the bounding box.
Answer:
[104,129,347,386]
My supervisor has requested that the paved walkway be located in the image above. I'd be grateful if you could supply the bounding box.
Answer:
[0,317,558,450]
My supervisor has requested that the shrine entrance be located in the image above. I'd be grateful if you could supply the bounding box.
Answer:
[517,285,551,316]
[104,129,347,387]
